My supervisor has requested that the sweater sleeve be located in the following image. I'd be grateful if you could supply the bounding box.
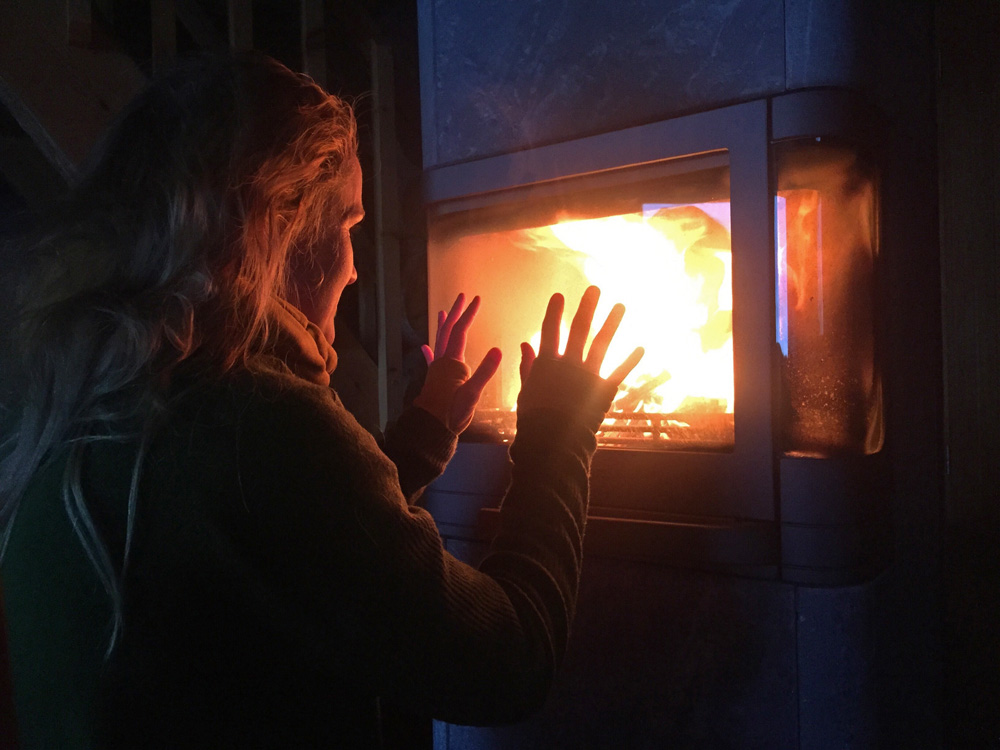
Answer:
[237,365,609,726]
[381,406,457,502]
[478,356,615,688]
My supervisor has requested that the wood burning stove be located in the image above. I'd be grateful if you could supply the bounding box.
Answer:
[422,89,889,585]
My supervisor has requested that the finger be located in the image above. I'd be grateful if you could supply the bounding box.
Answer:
[461,346,502,398]
[607,346,645,388]
[449,348,502,432]
[432,309,447,355]
[563,286,601,362]
[435,294,466,357]
[539,293,564,357]
[421,344,434,366]
[443,295,481,360]
[519,342,536,385]
[585,302,625,373]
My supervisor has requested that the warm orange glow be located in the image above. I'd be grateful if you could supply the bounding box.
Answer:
[521,205,734,420]
[428,144,879,454]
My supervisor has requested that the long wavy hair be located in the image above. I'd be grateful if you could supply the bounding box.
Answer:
[0,53,358,651]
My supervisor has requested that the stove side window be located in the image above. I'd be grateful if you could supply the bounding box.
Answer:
[774,140,883,457]
[427,156,735,452]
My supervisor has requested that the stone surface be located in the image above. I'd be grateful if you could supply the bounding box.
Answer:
[421,2,945,748]
[437,557,798,749]
[796,584,877,749]
[784,0,872,90]
[421,0,785,166]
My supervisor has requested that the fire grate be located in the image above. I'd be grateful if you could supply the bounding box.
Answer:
[466,409,734,451]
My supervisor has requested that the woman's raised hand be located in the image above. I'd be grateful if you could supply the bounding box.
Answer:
[414,287,642,434]
[519,285,644,391]
[414,294,502,434]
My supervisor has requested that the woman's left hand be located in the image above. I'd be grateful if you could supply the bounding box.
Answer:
[413,294,502,434]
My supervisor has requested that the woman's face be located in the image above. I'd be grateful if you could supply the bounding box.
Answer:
[292,156,363,343]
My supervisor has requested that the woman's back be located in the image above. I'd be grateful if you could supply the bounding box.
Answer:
[4,361,397,748]
[0,52,642,748]
[3,452,111,749]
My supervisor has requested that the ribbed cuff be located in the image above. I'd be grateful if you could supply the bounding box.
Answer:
[398,406,459,458]
[516,356,617,434]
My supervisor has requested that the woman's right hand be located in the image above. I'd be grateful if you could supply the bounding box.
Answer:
[517,286,644,427]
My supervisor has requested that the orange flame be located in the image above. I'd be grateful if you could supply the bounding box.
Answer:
[524,205,734,416]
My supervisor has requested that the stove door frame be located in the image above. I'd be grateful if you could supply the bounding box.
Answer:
[422,91,884,578]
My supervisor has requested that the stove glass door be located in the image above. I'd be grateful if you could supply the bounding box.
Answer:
[428,154,734,452]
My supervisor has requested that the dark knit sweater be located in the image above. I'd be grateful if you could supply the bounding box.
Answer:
[2,304,611,749]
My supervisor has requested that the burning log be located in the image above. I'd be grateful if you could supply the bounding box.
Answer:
[615,371,672,412]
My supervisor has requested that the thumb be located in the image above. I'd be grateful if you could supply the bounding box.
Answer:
[519,342,536,386]
[448,347,502,433]
[413,357,471,427]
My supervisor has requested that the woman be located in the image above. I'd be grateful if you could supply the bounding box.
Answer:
[0,53,641,748]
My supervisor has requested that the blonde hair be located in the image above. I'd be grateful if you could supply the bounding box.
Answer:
[0,53,358,651]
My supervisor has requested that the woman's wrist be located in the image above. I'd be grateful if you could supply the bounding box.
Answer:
[516,356,617,434]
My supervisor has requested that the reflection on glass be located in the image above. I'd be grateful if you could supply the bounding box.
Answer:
[428,161,734,451]
[775,141,883,456]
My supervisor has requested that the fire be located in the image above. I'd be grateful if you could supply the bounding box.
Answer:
[524,204,734,417]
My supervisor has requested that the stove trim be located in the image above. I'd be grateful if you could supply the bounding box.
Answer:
[422,90,889,584]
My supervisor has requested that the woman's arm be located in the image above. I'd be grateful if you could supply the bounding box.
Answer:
[382,293,500,503]
[239,287,641,725]
[380,405,456,502]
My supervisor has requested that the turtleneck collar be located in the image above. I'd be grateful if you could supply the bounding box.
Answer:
[262,296,338,387]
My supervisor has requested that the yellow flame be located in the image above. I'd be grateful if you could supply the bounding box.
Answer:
[526,208,734,415]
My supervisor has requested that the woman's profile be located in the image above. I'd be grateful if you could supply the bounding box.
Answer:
[0,52,641,748]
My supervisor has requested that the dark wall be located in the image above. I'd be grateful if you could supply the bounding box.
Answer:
[937,1,1000,745]
[419,0,785,166]
[419,0,890,169]
[419,1,949,748]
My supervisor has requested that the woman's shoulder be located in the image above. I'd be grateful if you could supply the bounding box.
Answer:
[186,360,393,516]
[161,358,350,442]
[155,360,380,499]
[171,353,330,403]
[218,358,370,448]
[236,355,342,409]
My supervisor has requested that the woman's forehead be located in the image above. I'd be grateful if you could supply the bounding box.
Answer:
[343,156,364,220]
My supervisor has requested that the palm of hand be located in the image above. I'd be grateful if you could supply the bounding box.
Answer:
[413,287,643,435]
[414,294,501,433]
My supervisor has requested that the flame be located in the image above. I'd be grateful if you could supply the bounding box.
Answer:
[524,205,734,415]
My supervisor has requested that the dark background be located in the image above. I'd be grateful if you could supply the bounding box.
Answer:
[0,1,996,747]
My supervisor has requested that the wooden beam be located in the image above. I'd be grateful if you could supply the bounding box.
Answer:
[150,0,177,72]
[0,0,146,179]
[227,0,252,52]
[325,1,374,62]
[176,0,224,50]
[300,0,326,87]
[65,0,91,48]
[329,324,382,438]
[372,40,404,428]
